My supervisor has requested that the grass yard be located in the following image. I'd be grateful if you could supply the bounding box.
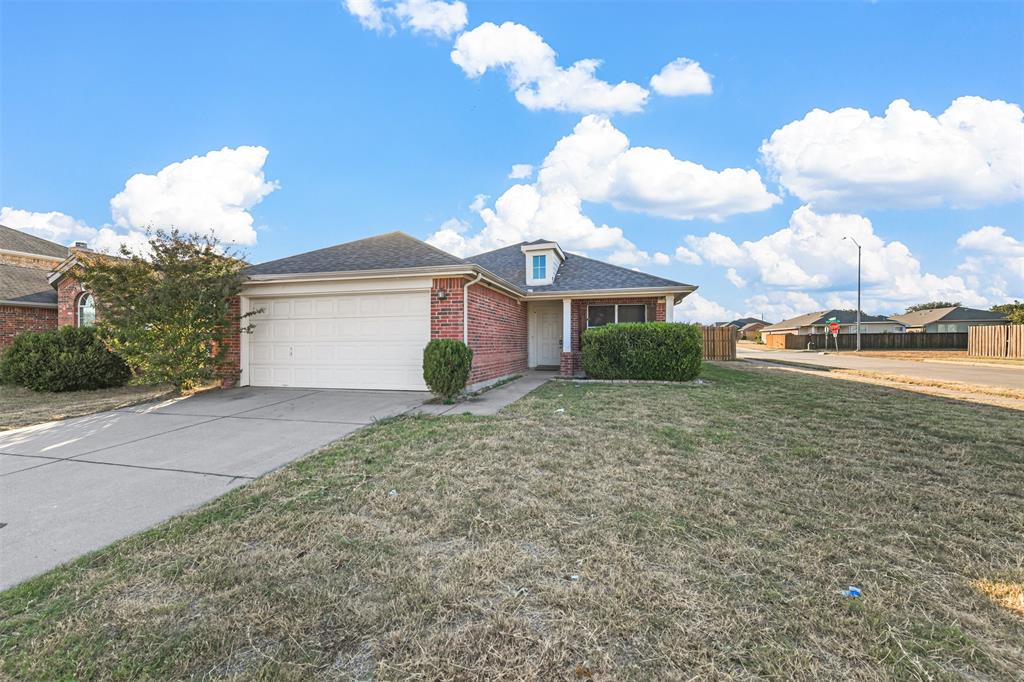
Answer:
[2,363,1022,679]
[0,383,175,431]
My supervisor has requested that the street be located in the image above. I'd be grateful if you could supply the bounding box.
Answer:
[737,347,1024,391]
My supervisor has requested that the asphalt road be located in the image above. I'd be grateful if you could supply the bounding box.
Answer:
[737,347,1024,390]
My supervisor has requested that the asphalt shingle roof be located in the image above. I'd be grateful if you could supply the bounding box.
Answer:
[244,232,465,276]
[762,309,897,332]
[0,263,58,306]
[467,242,693,293]
[891,306,1007,327]
[0,224,70,259]
[721,316,769,328]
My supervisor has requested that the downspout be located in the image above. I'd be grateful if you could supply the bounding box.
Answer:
[463,272,484,345]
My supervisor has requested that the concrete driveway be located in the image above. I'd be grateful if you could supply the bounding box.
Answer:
[0,387,426,590]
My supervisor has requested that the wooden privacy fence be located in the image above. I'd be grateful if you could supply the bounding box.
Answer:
[702,325,736,360]
[969,324,1024,358]
[768,332,967,351]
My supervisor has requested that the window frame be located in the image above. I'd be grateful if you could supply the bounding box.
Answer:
[531,254,547,281]
[586,303,648,328]
[77,292,96,327]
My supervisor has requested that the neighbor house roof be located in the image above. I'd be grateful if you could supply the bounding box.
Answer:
[762,309,898,332]
[891,306,1007,327]
[467,242,693,294]
[738,321,767,332]
[0,224,70,260]
[244,232,695,297]
[720,316,769,329]
[244,231,465,277]
[0,263,58,307]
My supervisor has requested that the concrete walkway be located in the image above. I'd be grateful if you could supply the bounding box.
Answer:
[416,370,555,416]
[0,387,427,590]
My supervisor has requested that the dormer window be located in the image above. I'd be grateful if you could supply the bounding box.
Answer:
[522,241,564,286]
[532,255,546,281]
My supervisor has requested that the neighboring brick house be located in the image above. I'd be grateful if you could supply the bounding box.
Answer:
[0,225,70,351]
[233,232,696,390]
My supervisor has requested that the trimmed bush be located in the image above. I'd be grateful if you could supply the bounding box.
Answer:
[581,322,702,381]
[422,339,473,403]
[0,326,131,392]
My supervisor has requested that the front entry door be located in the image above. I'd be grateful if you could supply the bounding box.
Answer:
[536,308,562,366]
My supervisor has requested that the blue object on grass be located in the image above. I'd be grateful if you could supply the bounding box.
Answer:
[842,586,862,598]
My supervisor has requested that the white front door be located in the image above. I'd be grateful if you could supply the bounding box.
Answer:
[248,291,430,390]
[530,304,562,367]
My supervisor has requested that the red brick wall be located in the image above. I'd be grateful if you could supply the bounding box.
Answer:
[55,275,85,327]
[430,277,528,386]
[562,296,665,376]
[217,296,242,388]
[466,283,527,384]
[430,277,466,341]
[0,305,58,351]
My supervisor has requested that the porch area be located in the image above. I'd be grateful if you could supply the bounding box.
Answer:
[526,295,675,377]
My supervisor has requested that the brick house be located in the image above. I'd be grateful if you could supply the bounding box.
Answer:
[30,231,695,390]
[228,232,696,390]
[0,225,70,351]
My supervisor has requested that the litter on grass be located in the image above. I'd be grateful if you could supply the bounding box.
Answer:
[842,586,862,598]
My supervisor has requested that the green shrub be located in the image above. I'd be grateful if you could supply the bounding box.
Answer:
[581,322,702,381]
[0,326,131,392]
[422,339,473,402]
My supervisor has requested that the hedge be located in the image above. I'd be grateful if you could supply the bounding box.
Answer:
[422,339,473,402]
[581,322,702,381]
[0,326,131,392]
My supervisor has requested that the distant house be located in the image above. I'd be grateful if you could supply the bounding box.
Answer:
[0,225,70,351]
[737,320,768,340]
[891,306,1008,333]
[717,316,769,329]
[761,310,905,340]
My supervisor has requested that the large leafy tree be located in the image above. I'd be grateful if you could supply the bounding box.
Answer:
[78,230,256,391]
[904,301,960,313]
[991,300,1024,324]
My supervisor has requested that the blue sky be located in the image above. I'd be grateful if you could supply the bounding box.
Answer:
[2,0,1022,322]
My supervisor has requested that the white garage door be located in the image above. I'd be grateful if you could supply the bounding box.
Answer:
[248,291,430,390]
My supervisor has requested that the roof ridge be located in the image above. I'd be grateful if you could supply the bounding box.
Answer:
[558,249,694,288]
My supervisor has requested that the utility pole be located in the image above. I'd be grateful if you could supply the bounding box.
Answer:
[843,236,862,352]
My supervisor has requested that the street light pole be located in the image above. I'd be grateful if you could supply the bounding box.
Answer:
[843,236,862,352]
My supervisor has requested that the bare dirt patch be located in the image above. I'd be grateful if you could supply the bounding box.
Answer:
[0,383,175,431]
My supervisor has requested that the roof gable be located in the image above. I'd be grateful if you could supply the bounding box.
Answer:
[0,225,70,260]
[245,231,464,277]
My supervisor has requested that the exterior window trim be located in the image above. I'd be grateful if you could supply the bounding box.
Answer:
[532,254,546,281]
[586,303,648,328]
[77,292,96,327]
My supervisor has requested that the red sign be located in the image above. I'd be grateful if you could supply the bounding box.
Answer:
[829,322,840,335]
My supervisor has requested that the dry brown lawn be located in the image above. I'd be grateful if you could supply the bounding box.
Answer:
[1,363,1022,679]
[0,383,175,431]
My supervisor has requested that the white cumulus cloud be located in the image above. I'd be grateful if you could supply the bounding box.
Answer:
[649,57,713,97]
[673,292,738,324]
[110,145,278,245]
[685,205,993,311]
[344,0,389,32]
[0,207,94,246]
[760,96,1024,210]
[427,115,776,263]
[956,226,1024,301]
[394,0,467,38]
[3,145,278,255]
[674,245,702,265]
[450,22,649,114]
[508,163,534,180]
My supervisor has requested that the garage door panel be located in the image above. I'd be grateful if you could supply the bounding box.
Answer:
[248,291,430,390]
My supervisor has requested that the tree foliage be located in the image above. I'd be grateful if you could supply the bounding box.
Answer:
[77,230,256,390]
[905,301,960,313]
[991,300,1024,325]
